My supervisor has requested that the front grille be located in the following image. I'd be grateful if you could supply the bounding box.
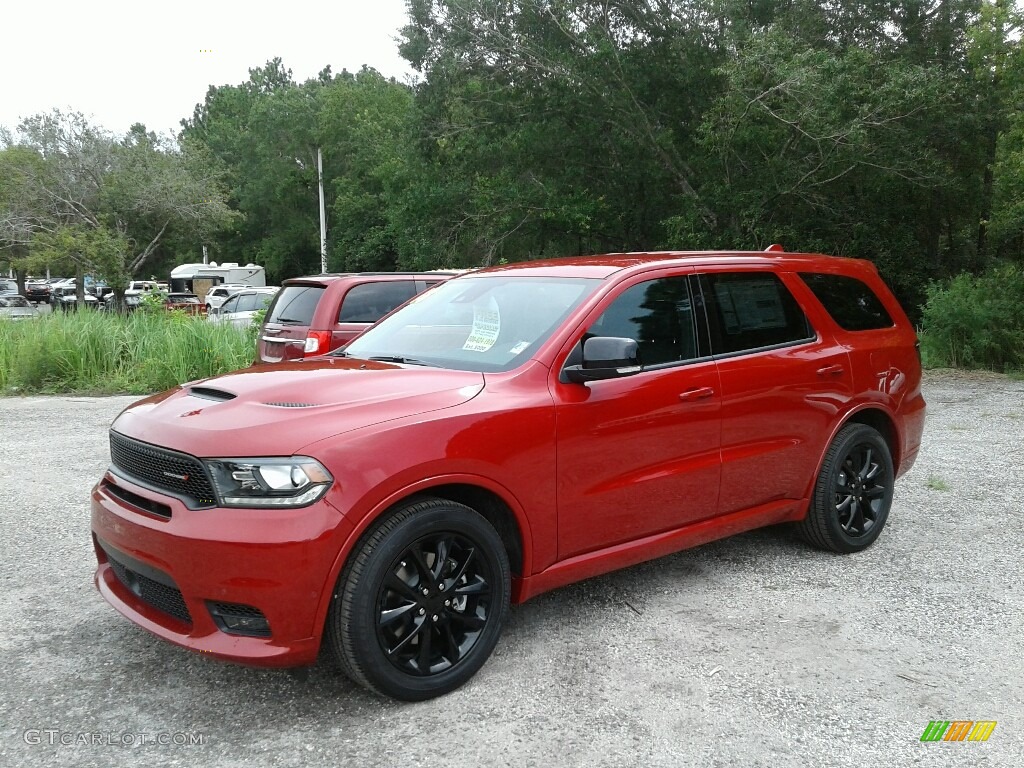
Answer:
[102,545,192,624]
[109,431,217,509]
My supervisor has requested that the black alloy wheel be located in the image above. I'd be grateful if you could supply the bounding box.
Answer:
[797,423,894,553]
[327,498,510,701]
[376,532,493,676]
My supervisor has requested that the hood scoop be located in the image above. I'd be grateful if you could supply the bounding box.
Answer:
[189,386,237,402]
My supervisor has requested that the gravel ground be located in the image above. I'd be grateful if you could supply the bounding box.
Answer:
[0,370,1021,768]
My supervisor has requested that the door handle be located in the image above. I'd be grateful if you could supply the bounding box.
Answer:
[679,387,715,402]
[816,364,844,377]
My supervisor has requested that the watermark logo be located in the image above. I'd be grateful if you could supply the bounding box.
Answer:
[920,721,997,742]
[24,730,206,747]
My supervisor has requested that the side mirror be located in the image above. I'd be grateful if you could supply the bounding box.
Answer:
[563,336,641,383]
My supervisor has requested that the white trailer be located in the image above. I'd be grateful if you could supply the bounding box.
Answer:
[169,262,267,297]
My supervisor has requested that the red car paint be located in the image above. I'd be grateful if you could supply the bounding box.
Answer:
[92,251,925,668]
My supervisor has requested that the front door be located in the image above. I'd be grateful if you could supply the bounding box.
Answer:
[552,272,723,559]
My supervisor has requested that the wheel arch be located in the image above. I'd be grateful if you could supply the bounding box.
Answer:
[799,405,901,512]
[314,476,530,647]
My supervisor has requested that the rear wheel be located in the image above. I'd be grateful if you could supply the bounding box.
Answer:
[797,423,894,553]
[327,498,510,701]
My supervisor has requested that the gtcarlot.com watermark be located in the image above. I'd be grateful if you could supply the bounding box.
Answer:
[24,729,206,747]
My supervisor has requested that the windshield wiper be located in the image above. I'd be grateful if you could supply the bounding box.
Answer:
[274,317,305,324]
[368,355,430,366]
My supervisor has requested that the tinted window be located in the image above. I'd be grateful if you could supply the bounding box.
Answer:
[235,293,259,312]
[267,285,325,325]
[799,272,894,331]
[699,272,813,355]
[589,277,698,366]
[339,282,418,323]
[221,296,239,313]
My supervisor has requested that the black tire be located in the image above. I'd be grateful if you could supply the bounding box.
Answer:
[326,498,510,701]
[797,423,894,553]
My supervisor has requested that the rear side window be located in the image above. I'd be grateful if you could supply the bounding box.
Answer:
[267,285,325,325]
[799,272,894,331]
[338,282,417,323]
[589,277,698,367]
[699,272,814,355]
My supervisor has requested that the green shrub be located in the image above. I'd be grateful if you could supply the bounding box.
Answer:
[0,310,256,395]
[919,264,1024,372]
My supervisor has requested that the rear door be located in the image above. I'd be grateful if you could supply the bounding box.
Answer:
[258,283,326,363]
[696,269,853,516]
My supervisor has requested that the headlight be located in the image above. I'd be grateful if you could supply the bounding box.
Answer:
[204,457,332,508]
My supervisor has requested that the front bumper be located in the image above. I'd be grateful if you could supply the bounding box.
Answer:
[91,471,353,667]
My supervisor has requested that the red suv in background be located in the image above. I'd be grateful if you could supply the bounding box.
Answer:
[257,272,456,363]
[91,250,925,701]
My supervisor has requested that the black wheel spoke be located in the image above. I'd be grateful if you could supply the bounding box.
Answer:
[384,573,418,601]
[847,498,865,534]
[432,537,450,581]
[447,610,486,631]
[387,616,427,657]
[408,543,435,587]
[379,602,417,627]
[858,448,873,479]
[864,485,886,499]
[447,546,476,584]
[415,623,434,673]
[441,623,461,664]
[454,576,489,596]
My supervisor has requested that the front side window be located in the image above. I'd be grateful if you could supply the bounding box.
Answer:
[699,272,814,355]
[235,293,259,313]
[798,272,894,331]
[587,277,698,367]
[343,276,601,372]
[338,282,417,323]
[221,296,239,314]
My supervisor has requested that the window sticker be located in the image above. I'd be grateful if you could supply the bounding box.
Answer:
[462,298,501,352]
[509,341,530,355]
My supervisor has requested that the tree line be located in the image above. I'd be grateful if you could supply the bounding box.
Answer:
[3,0,1023,317]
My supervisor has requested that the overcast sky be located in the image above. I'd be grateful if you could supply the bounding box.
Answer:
[1,0,415,138]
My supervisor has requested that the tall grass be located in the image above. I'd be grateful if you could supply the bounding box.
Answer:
[0,311,257,395]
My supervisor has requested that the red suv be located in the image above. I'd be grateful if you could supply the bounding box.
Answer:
[91,250,925,701]
[257,272,456,363]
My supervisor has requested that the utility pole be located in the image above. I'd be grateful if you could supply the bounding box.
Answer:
[318,147,327,274]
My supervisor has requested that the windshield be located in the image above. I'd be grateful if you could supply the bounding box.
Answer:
[342,275,601,372]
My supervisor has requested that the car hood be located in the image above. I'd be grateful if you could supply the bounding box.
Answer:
[111,358,485,457]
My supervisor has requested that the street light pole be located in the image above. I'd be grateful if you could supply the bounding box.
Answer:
[318,147,327,274]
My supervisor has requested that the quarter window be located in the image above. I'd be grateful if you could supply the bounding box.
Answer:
[589,277,698,367]
[339,282,417,323]
[798,272,894,331]
[699,272,814,355]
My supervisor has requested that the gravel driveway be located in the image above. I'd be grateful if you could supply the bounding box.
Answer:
[1,371,1021,767]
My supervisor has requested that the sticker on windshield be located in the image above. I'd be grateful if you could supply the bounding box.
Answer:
[509,341,530,355]
[462,299,501,352]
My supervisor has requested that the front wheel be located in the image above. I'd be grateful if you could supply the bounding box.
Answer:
[326,498,510,701]
[797,423,894,553]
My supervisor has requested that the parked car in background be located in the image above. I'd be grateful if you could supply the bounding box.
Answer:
[91,249,926,701]
[0,279,18,295]
[257,272,457,364]
[52,284,100,311]
[0,295,39,320]
[24,280,52,303]
[210,286,278,329]
[204,284,248,314]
